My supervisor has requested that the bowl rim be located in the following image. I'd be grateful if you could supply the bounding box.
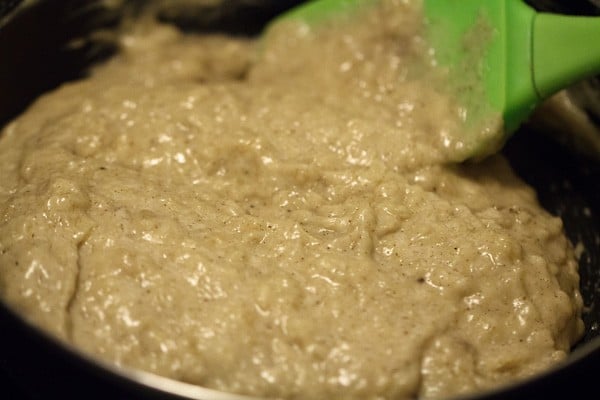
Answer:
[0,0,599,399]
[2,299,600,400]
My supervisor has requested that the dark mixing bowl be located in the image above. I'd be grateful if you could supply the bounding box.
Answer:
[0,1,599,399]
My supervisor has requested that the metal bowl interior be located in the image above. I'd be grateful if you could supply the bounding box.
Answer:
[0,1,599,399]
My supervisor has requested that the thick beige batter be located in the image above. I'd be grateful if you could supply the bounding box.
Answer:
[0,1,584,399]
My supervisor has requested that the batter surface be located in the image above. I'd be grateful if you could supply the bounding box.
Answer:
[0,1,584,399]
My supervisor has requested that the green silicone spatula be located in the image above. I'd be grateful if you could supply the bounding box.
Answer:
[266,0,600,160]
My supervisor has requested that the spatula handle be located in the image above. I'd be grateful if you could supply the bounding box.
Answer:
[533,12,600,99]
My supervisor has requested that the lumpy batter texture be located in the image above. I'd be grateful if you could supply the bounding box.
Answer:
[0,1,584,399]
